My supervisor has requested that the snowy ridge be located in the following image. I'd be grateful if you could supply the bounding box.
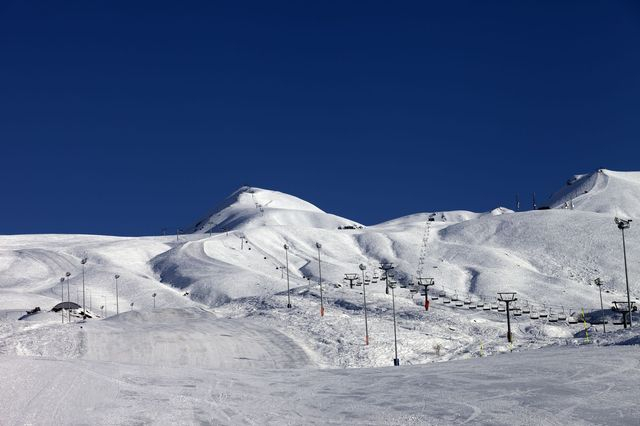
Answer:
[189,186,362,233]
[544,169,640,218]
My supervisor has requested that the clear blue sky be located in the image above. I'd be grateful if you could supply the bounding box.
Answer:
[1,1,639,235]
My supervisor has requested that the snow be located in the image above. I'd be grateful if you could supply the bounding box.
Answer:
[1,170,639,424]
[544,169,640,218]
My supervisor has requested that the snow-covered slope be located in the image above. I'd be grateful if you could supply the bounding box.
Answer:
[1,169,640,423]
[189,186,362,233]
[544,169,640,218]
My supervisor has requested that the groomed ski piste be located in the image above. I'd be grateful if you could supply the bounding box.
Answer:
[1,168,639,425]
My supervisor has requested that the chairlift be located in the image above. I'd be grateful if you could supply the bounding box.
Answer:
[410,287,418,293]
[482,304,491,311]
[451,293,460,302]
[490,301,499,310]
[497,304,506,313]
[455,299,463,307]
[476,298,485,308]
[558,307,567,321]
[438,288,446,298]
[443,298,451,304]
[468,302,477,310]
[513,308,522,317]
[530,311,540,320]
[463,297,471,305]
[431,293,439,300]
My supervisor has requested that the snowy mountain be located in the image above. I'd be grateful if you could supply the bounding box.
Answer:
[189,186,363,233]
[1,169,639,424]
[543,168,640,218]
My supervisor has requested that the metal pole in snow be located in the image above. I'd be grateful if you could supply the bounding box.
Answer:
[81,258,87,318]
[595,278,606,333]
[115,274,120,315]
[60,277,65,324]
[317,243,324,316]
[360,264,369,345]
[284,244,292,308]
[621,227,633,327]
[391,284,399,366]
[66,272,71,323]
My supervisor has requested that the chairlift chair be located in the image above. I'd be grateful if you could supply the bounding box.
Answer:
[410,287,418,293]
[438,288,446,298]
[451,293,460,302]
[497,304,506,313]
[476,299,485,308]
[513,307,522,316]
[443,297,451,304]
[558,307,567,321]
[482,304,491,311]
[463,297,471,305]
[490,301,499,310]
[455,299,464,307]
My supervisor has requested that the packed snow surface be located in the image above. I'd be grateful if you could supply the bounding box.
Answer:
[1,169,639,424]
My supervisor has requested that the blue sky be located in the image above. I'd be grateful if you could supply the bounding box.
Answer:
[1,1,639,235]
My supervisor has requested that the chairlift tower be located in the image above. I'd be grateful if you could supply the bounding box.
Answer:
[615,217,633,327]
[316,242,324,316]
[379,263,394,295]
[497,292,517,343]
[359,264,370,345]
[416,277,435,311]
[284,244,292,308]
[594,278,606,333]
[344,273,359,289]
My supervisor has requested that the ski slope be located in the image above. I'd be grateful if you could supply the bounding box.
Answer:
[1,335,638,425]
[1,168,639,424]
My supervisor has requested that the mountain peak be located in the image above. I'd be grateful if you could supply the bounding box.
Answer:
[188,186,359,233]
[544,169,640,218]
